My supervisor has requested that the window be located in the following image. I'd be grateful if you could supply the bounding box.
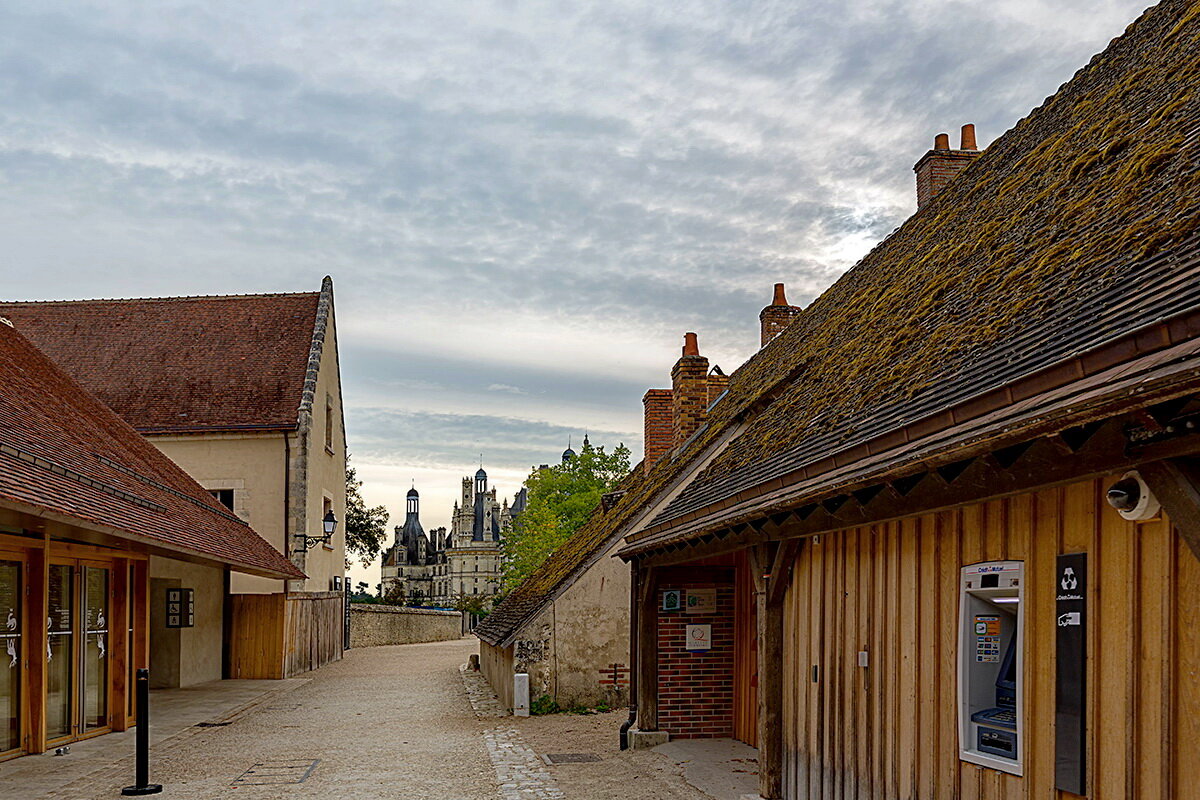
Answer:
[210,489,235,511]
[324,394,335,453]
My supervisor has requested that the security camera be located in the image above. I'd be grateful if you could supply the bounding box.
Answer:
[1105,471,1161,521]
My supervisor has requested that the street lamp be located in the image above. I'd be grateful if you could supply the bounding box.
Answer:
[296,509,338,552]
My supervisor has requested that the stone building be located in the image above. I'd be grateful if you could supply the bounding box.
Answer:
[381,467,524,607]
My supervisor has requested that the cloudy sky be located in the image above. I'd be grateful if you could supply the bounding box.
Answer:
[0,0,1150,587]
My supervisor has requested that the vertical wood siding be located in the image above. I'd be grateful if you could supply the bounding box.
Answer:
[782,475,1200,800]
[734,552,758,747]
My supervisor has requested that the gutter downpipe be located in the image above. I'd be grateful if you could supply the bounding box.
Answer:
[619,558,639,750]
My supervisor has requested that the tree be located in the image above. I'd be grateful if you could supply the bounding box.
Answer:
[502,440,631,590]
[344,458,389,568]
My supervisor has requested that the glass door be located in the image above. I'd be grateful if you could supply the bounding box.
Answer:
[46,564,74,742]
[0,558,22,756]
[80,566,109,734]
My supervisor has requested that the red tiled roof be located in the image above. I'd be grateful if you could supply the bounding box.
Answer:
[0,292,320,433]
[0,320,304,579]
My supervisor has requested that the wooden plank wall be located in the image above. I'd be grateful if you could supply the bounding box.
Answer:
[283,592,344,678]
[733,551,759,747]
[782,475,1200,800]
[228,593,285,679]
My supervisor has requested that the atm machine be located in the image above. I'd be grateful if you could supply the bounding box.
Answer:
[958,561,1024,775]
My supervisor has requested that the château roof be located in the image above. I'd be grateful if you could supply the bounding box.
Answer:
[621,0,1200,554]
[0,281,332,434]
[0,321,304,579]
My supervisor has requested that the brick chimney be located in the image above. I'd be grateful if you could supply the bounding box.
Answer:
[759,282,802,347]
[914,124,981,209]
[672,332,710,449]
[642,388,673,472]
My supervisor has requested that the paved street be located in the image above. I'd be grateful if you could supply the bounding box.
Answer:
[12,639,722,800]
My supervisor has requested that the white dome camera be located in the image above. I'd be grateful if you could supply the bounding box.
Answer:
[1105,470,1161,521]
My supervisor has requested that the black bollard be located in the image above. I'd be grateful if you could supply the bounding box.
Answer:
[122,668,163,796]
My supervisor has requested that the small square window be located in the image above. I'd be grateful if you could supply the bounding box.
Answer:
[210,489,235,511]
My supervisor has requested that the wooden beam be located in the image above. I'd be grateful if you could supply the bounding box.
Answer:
[767,539,800,607]
[1137,458,1200,561]
[110,558,130,732]
[755,551,784,800]
[636,565,659,731]
[25,540,47,754]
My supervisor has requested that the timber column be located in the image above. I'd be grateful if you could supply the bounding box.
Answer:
[635,564,660,734]
[752,542,792,800]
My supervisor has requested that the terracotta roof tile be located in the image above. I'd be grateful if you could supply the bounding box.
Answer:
[0,321,304,579]
[0,292,320,433]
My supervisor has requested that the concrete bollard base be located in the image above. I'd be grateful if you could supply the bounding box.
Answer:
[628,729,670,750]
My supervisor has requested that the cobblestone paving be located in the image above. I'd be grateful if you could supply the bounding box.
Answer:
[462,666,565,800]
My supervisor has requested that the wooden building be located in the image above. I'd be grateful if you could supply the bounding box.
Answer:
[602,2,1200,798]
[0,318,302,762]
[0,278,348,680]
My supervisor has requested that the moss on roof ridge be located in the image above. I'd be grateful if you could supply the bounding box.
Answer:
[648,0,1200,521]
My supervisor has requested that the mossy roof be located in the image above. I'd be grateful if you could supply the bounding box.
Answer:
[641,0,1200,536]
[480,0,1200,641]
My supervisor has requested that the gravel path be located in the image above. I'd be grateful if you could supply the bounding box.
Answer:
[49,638,497,800]
[36,637,713,800]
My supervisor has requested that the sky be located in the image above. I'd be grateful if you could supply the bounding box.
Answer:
[0,0,1152,588]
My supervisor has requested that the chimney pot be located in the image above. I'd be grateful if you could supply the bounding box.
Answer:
[960,123,977,151]
[934,133,950,150]
[772,283,788,306]
[683,332,700,357]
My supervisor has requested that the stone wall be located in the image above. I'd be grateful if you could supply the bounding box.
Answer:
[349,603,462,647]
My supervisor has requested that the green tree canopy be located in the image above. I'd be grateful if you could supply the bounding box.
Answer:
[344,458,389,568]
[502,440,631,590]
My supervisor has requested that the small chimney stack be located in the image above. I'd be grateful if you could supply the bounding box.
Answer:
[914,124,982,209]
[671,332,709,450]
[707,365,729,407]
[759,282,803,347]
[642,389,673,473]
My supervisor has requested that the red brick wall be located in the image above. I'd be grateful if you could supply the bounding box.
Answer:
[642,389,673,473]
[914,149,980,208]
[671,355,709,449]
[657,583,736,739]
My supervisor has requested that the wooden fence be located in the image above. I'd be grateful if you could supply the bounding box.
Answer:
[229,591,344,679]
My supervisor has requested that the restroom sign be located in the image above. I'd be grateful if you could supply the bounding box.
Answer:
[166,588,195,629]
[685,624,712,652]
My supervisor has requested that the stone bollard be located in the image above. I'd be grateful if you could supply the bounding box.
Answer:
[468,654,480,671]
[513,673,530,717]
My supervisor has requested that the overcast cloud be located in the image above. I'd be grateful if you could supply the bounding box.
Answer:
[0,0,1151,585]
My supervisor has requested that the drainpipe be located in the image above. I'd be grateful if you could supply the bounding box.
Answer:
[619,559,639,750]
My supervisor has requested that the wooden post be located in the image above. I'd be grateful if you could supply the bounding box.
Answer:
[636,564,659,731]
[1139,459,1200,561]
[25,542,47,755]
[751,543,786,800]
[110,558,130,732]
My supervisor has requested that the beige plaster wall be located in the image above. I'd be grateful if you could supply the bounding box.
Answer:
[148,555,225,687]
[349,604,462,647]
[299,309,347,594]
[507,542,632,709]
[149,432,286,595]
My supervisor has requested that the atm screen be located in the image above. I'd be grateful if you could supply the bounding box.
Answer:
[996,635,1017,708]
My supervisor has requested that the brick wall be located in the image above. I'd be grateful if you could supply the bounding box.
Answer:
[914,149,980,208]
[707,370,730,407]
[672,355,710,448]
[642,388,674,472]
[657,583,736,739]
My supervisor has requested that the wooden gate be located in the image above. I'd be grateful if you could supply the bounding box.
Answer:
[228,591,343,679]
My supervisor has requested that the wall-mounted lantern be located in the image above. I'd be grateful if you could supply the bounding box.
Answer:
[296,510,338,552]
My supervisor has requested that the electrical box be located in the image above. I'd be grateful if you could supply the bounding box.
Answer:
[958,561,1023,775]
